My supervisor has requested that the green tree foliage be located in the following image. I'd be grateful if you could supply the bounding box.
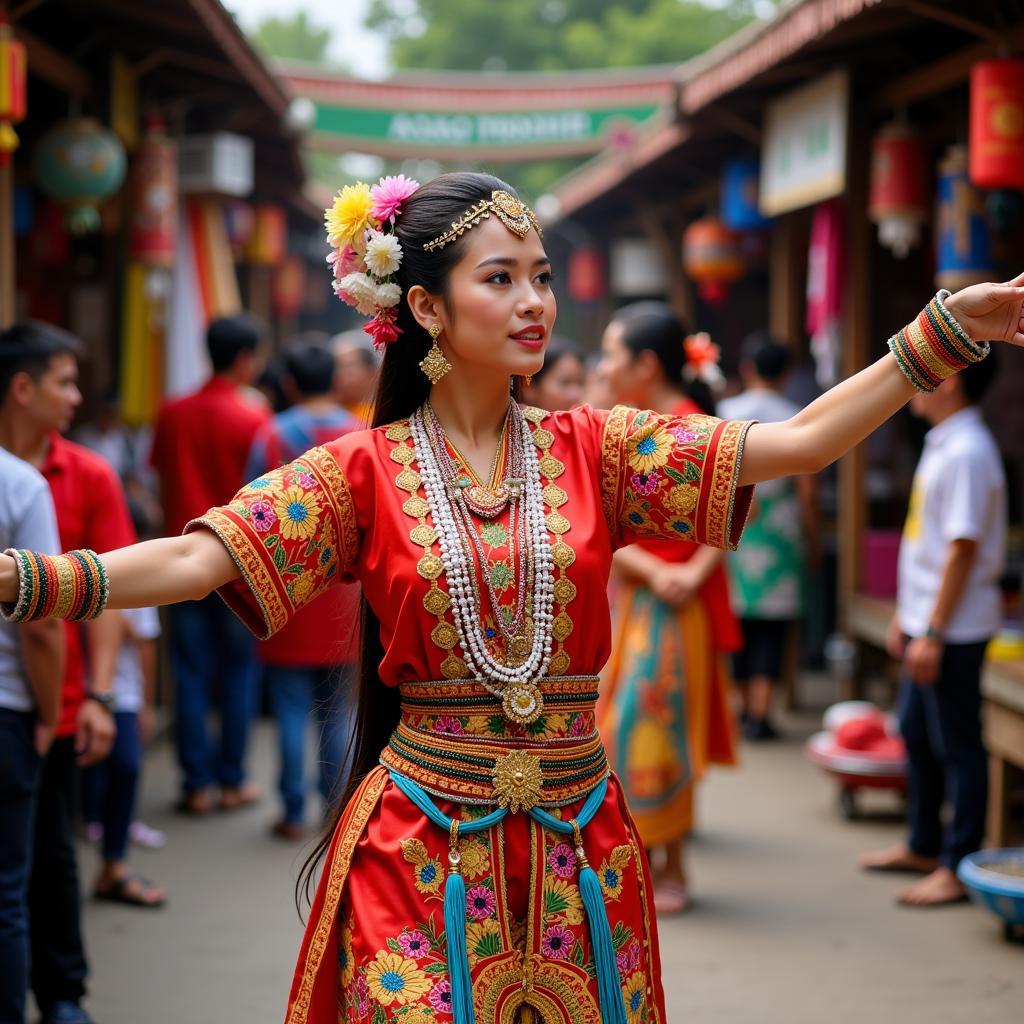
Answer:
[366,0,763,72]
[250,11,332,64]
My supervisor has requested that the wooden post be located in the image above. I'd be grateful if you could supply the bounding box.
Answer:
[769,214,803,345]
[0,158,13,328]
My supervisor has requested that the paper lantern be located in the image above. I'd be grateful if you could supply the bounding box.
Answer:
[223,200,254,259]
[245,203,286,265]
[272,256,305,318]
[682,217,744,306]
[970,59,1024,190]
[33,118,127,235]
[936,146,993,292]
[129,115,177,268]
[722,159,771,231]
[0,18,26,165]
[567,248,605,303]
[869,123,927,258]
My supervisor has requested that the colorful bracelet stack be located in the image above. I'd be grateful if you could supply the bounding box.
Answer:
[888,289,990,392]
[1,548,110,623]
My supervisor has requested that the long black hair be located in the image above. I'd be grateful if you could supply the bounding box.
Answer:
[298,171,525,907]
[611,300,716,415]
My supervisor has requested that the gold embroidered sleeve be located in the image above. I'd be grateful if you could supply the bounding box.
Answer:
[185,446,358,639]
[600,405,755,551]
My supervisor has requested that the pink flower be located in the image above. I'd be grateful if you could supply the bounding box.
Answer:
[248,500,277,532]
[370,174,420,223]
[466,884,496,921]
[433,716,464,735]
[364,307,402,349]
[569,714,589,737]
[670,427,698,445]
[541,924,574,960]
[547,843,577,879]
[429,980,453,1014]
[628,938,641,970]
[630,471,661,496]
[327,246,364,281]
[354,975,370,1016]
[291,471,316,490]
[398,929,431,959]
[617,947,630,973]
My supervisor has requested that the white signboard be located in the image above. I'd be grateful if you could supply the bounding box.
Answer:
[760,70,849,216]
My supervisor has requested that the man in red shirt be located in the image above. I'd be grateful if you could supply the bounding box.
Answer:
[246,342,359,838]
[150,314,271,814]
[0,322,135,1024]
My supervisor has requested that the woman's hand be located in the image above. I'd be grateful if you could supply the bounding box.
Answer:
[944,274,1024,345]
[0,552,17,605]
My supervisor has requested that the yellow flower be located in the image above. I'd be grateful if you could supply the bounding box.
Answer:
[401,838,443,896]
[273,486,321,541]
[290,572,314,605]
[598,845,632,902]
[338,924,355,987]
[622,971,647,1024]
[465,917,501,963]
[458,837,491,880]
[543,876,585,925]
[398,1010,432,1024]
[365,951,431,1006]
[626,422,674,475]
[325,182,374,248]
[665,483,699,516]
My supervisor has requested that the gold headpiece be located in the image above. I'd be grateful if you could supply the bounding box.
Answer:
[423,190,543,253]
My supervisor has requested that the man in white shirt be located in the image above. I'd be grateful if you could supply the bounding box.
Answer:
[860,354,1006,906]
[0,446,64,1021]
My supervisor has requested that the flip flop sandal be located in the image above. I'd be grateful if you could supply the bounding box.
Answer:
[653,879,690,915]
[94,874,166,909]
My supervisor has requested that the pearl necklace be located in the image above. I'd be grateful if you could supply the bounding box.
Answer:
[410,402,555,724]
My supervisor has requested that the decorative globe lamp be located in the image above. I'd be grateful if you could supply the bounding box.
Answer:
[33,118,127,235]
[683,217,745,306]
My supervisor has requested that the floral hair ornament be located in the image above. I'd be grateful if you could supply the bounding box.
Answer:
[683,332,725,391]
[324,174,420,349]
[423,190,542,252]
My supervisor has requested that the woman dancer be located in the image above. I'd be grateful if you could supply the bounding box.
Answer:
[1,171,1019,1024]
[597,304,739,915]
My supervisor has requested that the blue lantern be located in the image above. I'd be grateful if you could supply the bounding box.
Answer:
[935,146,993,291]
[722,158,771,232]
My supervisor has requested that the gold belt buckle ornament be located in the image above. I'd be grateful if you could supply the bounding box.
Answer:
[493,750,543,812]
[502,682,544,725]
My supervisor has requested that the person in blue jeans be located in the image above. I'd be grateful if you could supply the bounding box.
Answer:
[246,342,359,837]
[0,447,64,1023]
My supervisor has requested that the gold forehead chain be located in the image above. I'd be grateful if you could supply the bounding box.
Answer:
[423,190,543,253]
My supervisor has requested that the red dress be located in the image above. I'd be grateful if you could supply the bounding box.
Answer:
[189,404,753,1024]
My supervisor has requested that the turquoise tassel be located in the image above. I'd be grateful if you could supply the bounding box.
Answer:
[577,858,627,1024]
[444,868,475,1024]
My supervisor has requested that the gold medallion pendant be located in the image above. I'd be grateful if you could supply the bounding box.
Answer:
[502,682,544,725]
[492,750,543,812]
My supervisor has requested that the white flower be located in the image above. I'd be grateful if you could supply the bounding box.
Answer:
[374,282,402,308]
[338,272,377,315]
[364,231,403,277]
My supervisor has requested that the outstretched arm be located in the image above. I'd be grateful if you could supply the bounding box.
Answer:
[0,529,239,610]
[738,280,1024,486]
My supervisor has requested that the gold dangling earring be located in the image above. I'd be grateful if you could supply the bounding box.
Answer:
[524,374,533,387]
[420,323,452,384]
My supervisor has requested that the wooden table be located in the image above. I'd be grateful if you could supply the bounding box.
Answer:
[846,592,1024,847]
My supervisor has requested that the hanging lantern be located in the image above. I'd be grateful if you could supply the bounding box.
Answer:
[271,255,305,318]
[682,217,745,306]
[722,159,771,231]
[223,200,254,259]
[0,17,26,165]
[936,146,993,292]
[869,122,927,259]
[970,59,1024,190]
[567,248,605,303]
[245,203,286,265]
[33,118,127,235]
[129,115,177,268]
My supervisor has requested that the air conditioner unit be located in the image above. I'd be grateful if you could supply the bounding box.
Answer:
[178,133,254,197]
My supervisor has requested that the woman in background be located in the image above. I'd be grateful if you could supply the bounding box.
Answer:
[521,336,585,412]
[597,302,741,915]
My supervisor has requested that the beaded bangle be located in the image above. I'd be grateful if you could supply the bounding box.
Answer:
[0,549,110,623]
[888,289,990,393]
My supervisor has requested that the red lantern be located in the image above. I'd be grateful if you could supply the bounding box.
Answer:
[0,17,27,165]
[869,122,927,258]
[568,248,605,303]
[130,115,177,268]
[272,256,305,318]
[246,203,286,265]
[682,217,744,306]
[970,59,1024,190]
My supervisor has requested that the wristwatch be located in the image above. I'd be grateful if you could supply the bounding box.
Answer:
[924,624,946,644]
[86,691,116,714]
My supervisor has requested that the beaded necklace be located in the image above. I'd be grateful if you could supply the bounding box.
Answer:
[410,401,554,724]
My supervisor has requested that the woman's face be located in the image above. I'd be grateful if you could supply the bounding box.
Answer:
[525,352,585,411]
[438,216,556,379]
[597,320,642,406]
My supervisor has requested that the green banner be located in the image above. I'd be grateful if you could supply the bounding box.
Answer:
[311,102,659,155]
